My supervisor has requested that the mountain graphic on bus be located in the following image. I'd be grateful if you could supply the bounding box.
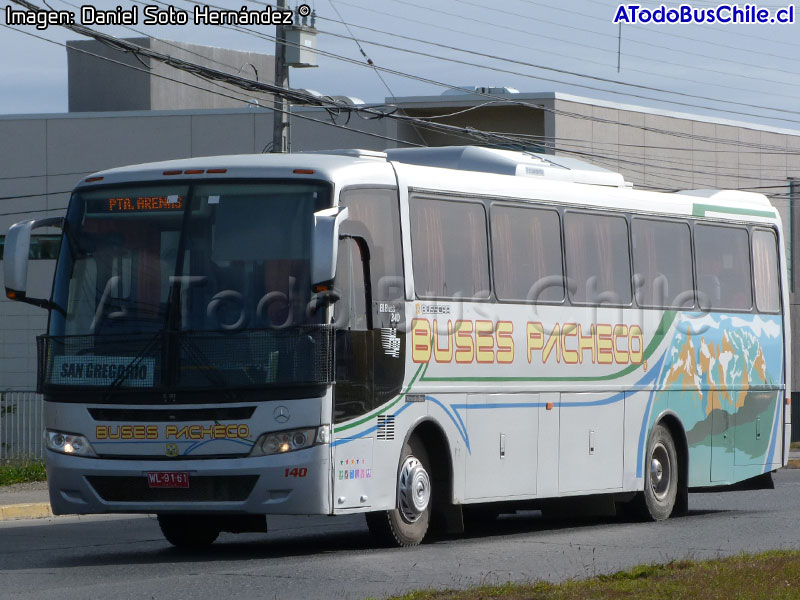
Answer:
[651,313,783,479]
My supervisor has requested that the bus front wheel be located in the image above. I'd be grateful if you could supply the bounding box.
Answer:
[157,514,220,548]
[637,424,679,521]
[366,437,432,546]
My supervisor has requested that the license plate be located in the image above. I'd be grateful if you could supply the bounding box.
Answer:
[147,472,189,489]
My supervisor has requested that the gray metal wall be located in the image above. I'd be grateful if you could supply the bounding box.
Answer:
[67,38,275,113]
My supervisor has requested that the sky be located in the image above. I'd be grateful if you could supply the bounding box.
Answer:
[2,0,800,131]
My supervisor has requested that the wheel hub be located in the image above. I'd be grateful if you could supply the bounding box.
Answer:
[649,442,671,501]
[398,456,430,523]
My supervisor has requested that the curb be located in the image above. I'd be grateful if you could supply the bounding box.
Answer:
[0,503,53,521]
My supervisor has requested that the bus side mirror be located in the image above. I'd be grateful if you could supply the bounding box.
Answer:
[4,216,64,307]
[311,206,349,286]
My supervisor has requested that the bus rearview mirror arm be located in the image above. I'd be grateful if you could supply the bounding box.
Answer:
[4,217,67,315]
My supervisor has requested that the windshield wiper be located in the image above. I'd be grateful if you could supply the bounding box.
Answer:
[177,334,233,392]
[101,332,161,401]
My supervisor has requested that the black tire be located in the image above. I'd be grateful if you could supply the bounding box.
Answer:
[366,437,432,547]
[157,514,220,548]
[634,423,679,521]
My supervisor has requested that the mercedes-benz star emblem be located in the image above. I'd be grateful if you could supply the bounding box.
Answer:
[273,406,290,423]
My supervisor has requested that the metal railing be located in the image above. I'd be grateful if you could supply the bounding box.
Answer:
[0,392,44,462]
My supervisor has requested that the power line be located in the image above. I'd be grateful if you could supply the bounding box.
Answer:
[224,1,800,125]
[10,0,800,155]
[4,1,558,151]
[0,190,73,201]
[514,0,800,65]
[586,0,800,49]
[150,0,800,145]
[325,0,427,145]
[5,2,798,193]
[0,170,89,182]
[183,3,800,152]
[446,0,800,80]
[0,22,427,149]
[289,26,800,125]
[309,12,800,120]
[334,0,800,90]
[320,0,800,105]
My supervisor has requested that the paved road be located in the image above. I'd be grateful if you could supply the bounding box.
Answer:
[3,470,800,600]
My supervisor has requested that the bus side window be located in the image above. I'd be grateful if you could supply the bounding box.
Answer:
[695,224,752,311]
[564,212,631,305]
[337,188,404,312]
[333,188,405,424]
[491,205,564,303]
[752,229,781,313]
[335,236,368,331]
[410,197,490,300]
[632,218,694,309]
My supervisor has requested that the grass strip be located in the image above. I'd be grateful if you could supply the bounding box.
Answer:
[385,551,800,600]
[0,461,46,486]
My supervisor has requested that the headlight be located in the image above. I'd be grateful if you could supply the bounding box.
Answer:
[45,430,97,457]
[250,425,329,457]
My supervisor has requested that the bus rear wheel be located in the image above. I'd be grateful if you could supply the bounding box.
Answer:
[366,437,432,546]
[635,424,679,521]
[157,514,220,548]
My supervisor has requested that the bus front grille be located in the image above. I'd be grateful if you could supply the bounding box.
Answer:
[87,475,258,502]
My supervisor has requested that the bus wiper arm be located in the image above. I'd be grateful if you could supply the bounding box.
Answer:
[102,332,161,401]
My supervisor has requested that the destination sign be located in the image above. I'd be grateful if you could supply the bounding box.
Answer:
[86,195,183,214]
[52,356,155,387]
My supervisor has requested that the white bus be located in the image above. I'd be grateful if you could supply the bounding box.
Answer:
[4,146,789,547]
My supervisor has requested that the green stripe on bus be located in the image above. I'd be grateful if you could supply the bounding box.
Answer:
[334,361,428,433]
[692,204,775,218]
[420,310,677,383]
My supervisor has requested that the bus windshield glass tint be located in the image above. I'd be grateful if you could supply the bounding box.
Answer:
[50,181,331,337]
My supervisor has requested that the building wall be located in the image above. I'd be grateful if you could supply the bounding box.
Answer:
[67,39,274,112]
[400,103,546,149]
[0,107,399,390]
[148,40,275,111]
[67,38,152,113]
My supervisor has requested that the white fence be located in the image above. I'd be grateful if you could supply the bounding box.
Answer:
[0,392,44,462]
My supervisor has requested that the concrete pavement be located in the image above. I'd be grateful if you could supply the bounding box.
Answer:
[0,482,51,521]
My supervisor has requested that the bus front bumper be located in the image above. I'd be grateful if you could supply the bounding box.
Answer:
[45,445,332,516]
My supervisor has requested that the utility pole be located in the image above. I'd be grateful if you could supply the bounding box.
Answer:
[272,0,289,153]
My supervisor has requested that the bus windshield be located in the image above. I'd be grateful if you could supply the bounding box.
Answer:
[42,180,334,392]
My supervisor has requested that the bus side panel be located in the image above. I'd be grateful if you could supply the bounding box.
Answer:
[623,388,654,491]
[645,312,784,488]
[558,392,623,493]
[463,393,538,501]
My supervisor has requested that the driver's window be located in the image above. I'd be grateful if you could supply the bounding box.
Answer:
[333,187,405,424]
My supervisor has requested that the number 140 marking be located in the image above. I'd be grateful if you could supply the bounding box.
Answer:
[284,467,308,478]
